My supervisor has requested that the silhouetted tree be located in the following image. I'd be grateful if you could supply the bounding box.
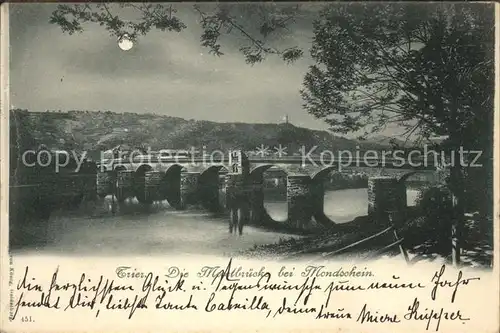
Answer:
[299,3,494,265]
[416,186,454,253]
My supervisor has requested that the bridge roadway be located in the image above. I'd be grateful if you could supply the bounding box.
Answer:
[94,151,444,233]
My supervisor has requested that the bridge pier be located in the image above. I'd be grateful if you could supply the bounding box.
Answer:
[97,171,114,198]
[162,169,181,208]
[311,179,331,225]
[224,174,251,234]
[62,173,86,208]
[116,170,134,202]
[144,171,162,204]
[81,169,97,201]
[224,173,243,211]
[199,170,222,213]
[179,172,201,209]
[367,176,407,221]
[79,161,98,201]
[248,174,266,226]
[217,174,227,210]
[287,175,313,229]
[237,201,250,234]
[225,174,238,229]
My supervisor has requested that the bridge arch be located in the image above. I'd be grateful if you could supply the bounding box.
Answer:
[200,165,229,177]
[310,166,337,226]
[114,165,127,172]
[134,163,154,174]
[248,165,289,223]
[114,165,136,202]
[161,164,185,208]
[199,165,230,212]
[112,163,131,171]
[397,170,440,207]
[311,166,337,182]
[133,164,154,203]
[310,167,374,226]
[249,164,275,178]
[164,164,186,175]
[135,164,153,175]
[398,171,429,183]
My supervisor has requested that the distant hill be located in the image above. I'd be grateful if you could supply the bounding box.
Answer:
[9,109,390,162]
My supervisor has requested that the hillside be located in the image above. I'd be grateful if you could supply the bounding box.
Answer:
[9,109,388,162]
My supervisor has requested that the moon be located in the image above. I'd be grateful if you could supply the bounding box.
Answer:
[118,35,134,51]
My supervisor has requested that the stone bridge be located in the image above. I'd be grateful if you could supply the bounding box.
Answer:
[95,150,445,231]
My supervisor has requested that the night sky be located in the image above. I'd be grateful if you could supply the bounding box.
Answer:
[9,3,334,130]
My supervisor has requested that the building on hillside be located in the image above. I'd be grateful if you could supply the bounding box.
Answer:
[280,114,290,125]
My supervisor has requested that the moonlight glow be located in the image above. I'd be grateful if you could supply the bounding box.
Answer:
[118,34,134,51]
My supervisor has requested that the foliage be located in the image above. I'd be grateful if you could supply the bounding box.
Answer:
[404,186,454,251]
[298,4,495,243]
[301,3,494,145]
[49,3,307,65]
[416,185,453,216]
[49,4,186,38]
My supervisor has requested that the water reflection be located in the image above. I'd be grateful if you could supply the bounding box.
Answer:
[264,188,420,223]
[14,188,420,256]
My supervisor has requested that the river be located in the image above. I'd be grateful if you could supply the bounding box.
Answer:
[265,188,419,223]
[13,188,420,257]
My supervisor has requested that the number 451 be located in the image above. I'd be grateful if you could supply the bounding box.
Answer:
[21,316,34,323]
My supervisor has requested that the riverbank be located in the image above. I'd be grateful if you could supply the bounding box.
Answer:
[238,212,494,269]
[9,188,492,268]
[237,215,391,260]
